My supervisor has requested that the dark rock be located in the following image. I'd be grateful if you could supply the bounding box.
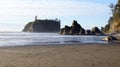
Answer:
[59,20,83,35]
[23,22,33,32]
[70,20,82,35]
[59,20,104,35]
[63,25,72,35]
[79,28,85,35]
[23,18,60,32]
[102,36,117,41]
[59,28,64,34]
[91,27,103,35]
[85,30,91,35]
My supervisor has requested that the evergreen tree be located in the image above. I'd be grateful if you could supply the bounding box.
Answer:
[104,0,120,33]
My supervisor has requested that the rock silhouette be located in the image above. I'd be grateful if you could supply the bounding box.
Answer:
[60,20,85,35]
[91,27,103,35]
[63,25,72,35]
[70,20,82,35]
[23,18,60,32]
[60,20,103,35]
[85,30,91,35]
[79,28,85,35]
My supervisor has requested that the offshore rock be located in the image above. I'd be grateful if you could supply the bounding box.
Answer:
[23,18,60,32]
[79,28,85,35]
[85,30,91,35]
[60,20,85,35]
[63,25,72,35]
[70,20,82,35]
[91,27,103,35]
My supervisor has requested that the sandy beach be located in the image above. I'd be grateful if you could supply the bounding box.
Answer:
[0,43,119,67]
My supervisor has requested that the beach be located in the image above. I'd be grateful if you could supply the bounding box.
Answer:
[0,43,120,67]
[0,0,119,67]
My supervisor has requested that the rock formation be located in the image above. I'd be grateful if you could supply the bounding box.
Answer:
[59,20,103,35]
[103,0,120,33]
[23,17,60,32]
[59,20,85,35]
[62,25,72,35]
[23,22,33,32]
[91,27,103,35]
[70,20,82,35]
[85,30,91,35]
[79,28,85,35]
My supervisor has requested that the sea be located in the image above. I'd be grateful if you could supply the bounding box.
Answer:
[0,32,107,47]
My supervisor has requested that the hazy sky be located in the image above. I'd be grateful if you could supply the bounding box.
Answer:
[0,0,117,31]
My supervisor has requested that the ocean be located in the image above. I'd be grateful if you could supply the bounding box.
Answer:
[0,32,107,47]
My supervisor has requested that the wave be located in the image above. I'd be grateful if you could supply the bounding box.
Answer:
[0,32,107,47]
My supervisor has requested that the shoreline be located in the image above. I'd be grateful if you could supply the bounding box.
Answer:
[0,41,120,48]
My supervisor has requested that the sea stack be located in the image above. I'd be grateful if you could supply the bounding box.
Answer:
[23,17,60,32]
[59,20,85,35]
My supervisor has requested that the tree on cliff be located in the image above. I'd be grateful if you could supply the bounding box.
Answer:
[23,18,60,32]
[109,3,115,16]
[103,0,120,33]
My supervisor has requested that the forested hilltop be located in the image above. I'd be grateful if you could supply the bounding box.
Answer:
[23,17,60,32]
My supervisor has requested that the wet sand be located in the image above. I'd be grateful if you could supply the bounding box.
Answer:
[0,43,120,67]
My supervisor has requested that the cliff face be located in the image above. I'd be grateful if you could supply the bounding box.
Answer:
[23,19,60,32]
[23,22,33,32]
[103,0,120,33]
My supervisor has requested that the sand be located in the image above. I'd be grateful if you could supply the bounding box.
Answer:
[0,44,120,67]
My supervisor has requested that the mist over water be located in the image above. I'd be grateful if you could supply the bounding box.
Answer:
[0,32,107,47]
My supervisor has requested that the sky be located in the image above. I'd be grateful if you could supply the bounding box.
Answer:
[0,0,117,31]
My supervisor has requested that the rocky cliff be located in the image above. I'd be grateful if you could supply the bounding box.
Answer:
[23,19,60,32]
[103,0,120,33]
